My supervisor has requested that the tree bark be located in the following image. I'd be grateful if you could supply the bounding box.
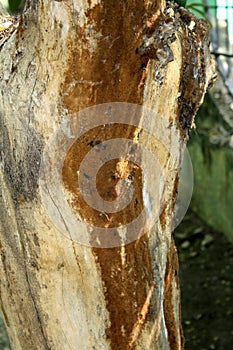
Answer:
[0,1,214,349]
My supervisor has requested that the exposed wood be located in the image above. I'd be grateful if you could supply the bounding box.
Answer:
[0,1,215,349]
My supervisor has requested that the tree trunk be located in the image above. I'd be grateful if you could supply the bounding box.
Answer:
[0,1,215,349]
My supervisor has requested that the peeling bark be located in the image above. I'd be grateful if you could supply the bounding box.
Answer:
[0,1,215,349]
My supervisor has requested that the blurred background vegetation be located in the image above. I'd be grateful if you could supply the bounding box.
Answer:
[0,0,233,349]
[177,2,233,348]
[0,0,24,13]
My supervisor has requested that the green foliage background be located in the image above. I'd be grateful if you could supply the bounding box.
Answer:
[0,0,24,13]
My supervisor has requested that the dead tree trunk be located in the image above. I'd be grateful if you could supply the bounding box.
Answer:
[0,1,214,349]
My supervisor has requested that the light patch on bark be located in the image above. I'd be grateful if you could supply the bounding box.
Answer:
[143,175,152,217]
[120,228,127,266]
[72,0,101,27]
[82,22,103,55]
[50,1,70,40]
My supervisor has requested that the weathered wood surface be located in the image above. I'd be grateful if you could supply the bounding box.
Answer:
[0,1,215,349]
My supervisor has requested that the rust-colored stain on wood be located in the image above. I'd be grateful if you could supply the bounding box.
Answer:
[62,124,144,233]
[62,120,155,348]
[62,121,156,347]
[93,239,154,350]
[60,1,163,113]
[60,1,163,348]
